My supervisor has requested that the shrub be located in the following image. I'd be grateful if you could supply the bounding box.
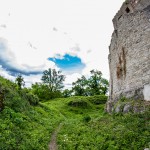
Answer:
[0,84,5,111]
[26,93,39,106]
[68,99,89,108]
[83,115,91,123]
[88,95,108,105]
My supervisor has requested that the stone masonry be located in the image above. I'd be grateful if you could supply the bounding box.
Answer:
[106,0,150,113]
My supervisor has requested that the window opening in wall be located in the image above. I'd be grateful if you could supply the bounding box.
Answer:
[125,7,130,13]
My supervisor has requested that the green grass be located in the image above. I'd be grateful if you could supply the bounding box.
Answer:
[0,76,64,149]
[0,104,64,150]
[0,76,150,150]
[45,97,150,150]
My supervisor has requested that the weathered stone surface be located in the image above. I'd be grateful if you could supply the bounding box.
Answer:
[133,105,145,113]
[144,148,150,150]
[105,101,114,113]
[143,84,150,101]
[110,100,149,114]
[115,104,122,113]
[107,0,150,113]
[123,103,132,113]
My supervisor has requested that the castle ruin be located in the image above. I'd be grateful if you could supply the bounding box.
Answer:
[106,0,150,113]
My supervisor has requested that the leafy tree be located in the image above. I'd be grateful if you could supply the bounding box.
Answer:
[0,83,5,111]
[88,70,103,95]
[31,82,62,100]
[100,78,109,95]
[41,68,65,92]
[72,76,89,96]
[72,70,109,96]
[62,89,72,98]
[31,83,48,100]
[32,68,65,100]
[15,74,25,90]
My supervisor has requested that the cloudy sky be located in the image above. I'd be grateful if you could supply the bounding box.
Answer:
[0,0,124,88]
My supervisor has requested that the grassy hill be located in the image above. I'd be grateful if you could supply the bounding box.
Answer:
[0,76,64,149]
[0,76,150,150]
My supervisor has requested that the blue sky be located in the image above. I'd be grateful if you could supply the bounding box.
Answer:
[48,54,85,73]
[0,0,124,87]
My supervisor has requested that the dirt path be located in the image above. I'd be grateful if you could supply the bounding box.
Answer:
[49,123,62,150]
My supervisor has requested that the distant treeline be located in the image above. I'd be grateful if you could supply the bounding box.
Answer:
[1,68,109,104]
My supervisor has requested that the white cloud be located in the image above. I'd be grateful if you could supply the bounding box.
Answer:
[0,38,56,75]
[64,73,82,89]
[0,66,15,81]
[0,0,124,87]
[23,74,42,87]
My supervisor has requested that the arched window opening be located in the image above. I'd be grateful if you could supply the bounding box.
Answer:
[125,7,130,13]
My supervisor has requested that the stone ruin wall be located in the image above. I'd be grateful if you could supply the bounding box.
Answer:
[107,0,150,113]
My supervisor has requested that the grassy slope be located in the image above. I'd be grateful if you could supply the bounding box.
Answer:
[0,76,150,150]
[45,98,150,150]
[0,104,63,150]
[0,76,64,150]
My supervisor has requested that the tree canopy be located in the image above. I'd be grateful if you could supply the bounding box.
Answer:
[15,74,25,90]
[32,68,65,100]
[41,68,65,92]
[72,70,109,96]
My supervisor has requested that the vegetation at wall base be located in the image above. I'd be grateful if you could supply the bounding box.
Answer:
[0,76,149,150]
[53,98,150,150]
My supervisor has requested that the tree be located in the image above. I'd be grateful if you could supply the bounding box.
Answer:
[0,83,5,111]
[100,78,109,95]
[71,70,109,96]
[62,89,72,98]
[88,70,103,95]
[88,70,109,95]
[31,69,65,100]
[41,68,65,92]
[15,74,25,90]
[72,75,89,96]
[31,82,61,100]
[31,83,48,100]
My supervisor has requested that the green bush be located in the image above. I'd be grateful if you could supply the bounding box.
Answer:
[83,115,91,123]
[26,93,39,106]
[88,95,108,104]
[4,89,30,112]
[0,75,149,150]
[68,99,89,108]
